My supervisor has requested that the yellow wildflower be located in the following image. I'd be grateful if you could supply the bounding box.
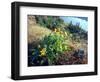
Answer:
[40,48,46,56]
[64,32,67,36]
[60,31,63,34]
[56,31,60,35]
[54,28,57,32]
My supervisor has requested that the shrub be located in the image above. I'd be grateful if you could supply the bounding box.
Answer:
[64,22,88,41]
[40,28,71,65]
[35,16,64,30]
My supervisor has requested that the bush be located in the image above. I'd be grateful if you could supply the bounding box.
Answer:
[64,22,88,41]
[35,16,64,30]
[40,28,71,65]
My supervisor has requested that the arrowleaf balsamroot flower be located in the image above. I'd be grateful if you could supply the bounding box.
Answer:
[40,48,46,56]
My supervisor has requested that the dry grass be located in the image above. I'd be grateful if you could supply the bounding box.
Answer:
[28,15,51,47]
[28,25,51,45]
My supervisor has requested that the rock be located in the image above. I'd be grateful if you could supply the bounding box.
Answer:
[78,49,84,59]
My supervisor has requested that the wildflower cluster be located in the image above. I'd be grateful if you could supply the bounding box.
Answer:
[31,28,72,65]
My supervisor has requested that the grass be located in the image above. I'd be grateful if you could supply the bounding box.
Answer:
[28,25,51,45]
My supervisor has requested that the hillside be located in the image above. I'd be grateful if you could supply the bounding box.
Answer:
[28,15,88,66]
